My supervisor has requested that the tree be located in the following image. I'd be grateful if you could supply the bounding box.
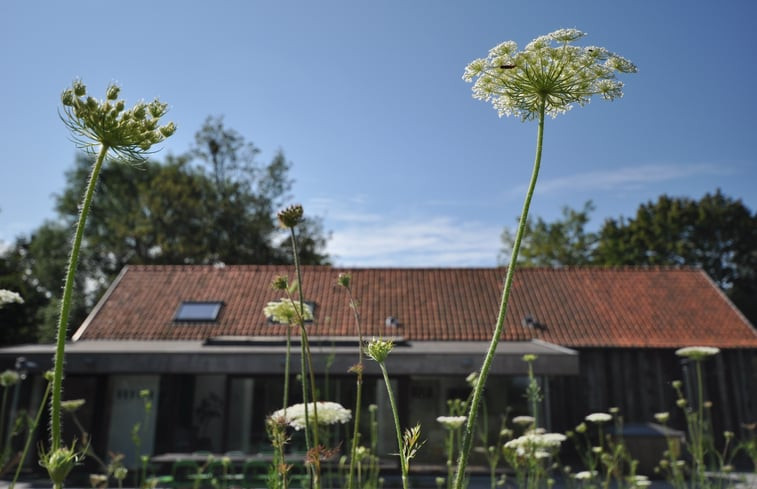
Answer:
[499,201,597,266]
[595,190,757,322]
[9,117,329,343]
[499,190,757,324]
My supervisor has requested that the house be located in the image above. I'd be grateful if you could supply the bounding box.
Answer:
[1,265,755,469]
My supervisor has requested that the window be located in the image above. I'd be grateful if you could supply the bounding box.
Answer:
[174,301,223,322]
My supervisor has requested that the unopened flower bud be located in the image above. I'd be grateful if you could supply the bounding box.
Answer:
[106,84,120,100]
[160,122,176,138]
[73,80,86,97]
[337,272,351,288]
[61,89,75,107]
[366,338,394,364]
[271,275,289,290]
[278,204,304,228]
[676,399,687,408]
[41,446,80,486]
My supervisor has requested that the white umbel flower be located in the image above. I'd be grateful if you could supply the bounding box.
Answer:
[463,28,637,120]
[675,346,720,360]
[437,416,467,429]
[270,401,351,431]
[0,289,23,307]
[585,412,612,424]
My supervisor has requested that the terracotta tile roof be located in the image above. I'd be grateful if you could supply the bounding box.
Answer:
[73,265,757,348]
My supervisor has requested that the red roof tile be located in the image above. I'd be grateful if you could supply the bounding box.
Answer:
[73,265,757,348]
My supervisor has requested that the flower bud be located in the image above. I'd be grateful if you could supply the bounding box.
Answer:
[277,204,304,228]
[73,80,86,97]
[522,354,538,363]
[271,275,289,291]
[60,399,86,412]
[160,122,176,138]
[132,103,147,120]
[337,272,351,288]
[61,89,75,107]
[149,100,167,118]
[366,338,394,364]
[40,446,80,486]
[0,370,20,387]
[106,84,120,100]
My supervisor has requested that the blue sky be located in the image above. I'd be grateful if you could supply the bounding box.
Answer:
[1,1,756,267]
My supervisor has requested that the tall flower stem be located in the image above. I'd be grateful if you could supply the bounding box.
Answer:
[50,143,109,450]
[340,281,364,489]
[287,226,321,489]
[377,361,409,489]
[453,98,546,489]
[10,378,52,489]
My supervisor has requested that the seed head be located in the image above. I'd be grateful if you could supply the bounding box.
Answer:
[366,337,394,364]
[277,204,304,228]
[59,80,176,162]
[337,272,351,288]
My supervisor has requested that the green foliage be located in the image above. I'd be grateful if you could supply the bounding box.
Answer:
[500,190,757,323]
[499,201,597,266]
[3,118,329,344]
[594,191,757,319]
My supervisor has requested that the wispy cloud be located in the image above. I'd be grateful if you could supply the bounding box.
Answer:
[327,216,501,267]
[511,163,733,196]
[306,197,501,267]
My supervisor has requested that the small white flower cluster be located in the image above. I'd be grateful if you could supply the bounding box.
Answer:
[585,412,612,424]
[463,28,637,120]
[675,346,720,360]
[504,431,566,459]
[631,475,652,487]
[270,401,351,431]
[436,415,467,429]
[512,415,536,427]
[263,298,313,325]
[573,470,597,480]
[0,289,23,307]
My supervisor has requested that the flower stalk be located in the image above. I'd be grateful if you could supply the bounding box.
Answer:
[455,29,635,489]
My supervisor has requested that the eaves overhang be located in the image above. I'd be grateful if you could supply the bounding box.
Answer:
[0,338,578,376]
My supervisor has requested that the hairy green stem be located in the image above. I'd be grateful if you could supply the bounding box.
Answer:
[453,98,546,489]
[50,144,109,450]
[289,227,321,489]
[345,288,364,489]
[10,380,52,489]
[378,362,408,489]
[283,326,291,410]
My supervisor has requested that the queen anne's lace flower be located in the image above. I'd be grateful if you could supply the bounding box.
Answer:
[437,416,467,429]
[504,431,566,457]
[270,401,352,431]
[585,412,612,424]
[463,28,637,120]
[0,289,23,307]
[263,298,313,325]
[675,346,720,360]
[512,415,536,427]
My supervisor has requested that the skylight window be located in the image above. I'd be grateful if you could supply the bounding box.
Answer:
[174,301,224,322]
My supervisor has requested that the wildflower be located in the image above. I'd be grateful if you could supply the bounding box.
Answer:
[0,370,20,387]
[337,272,351,288]
[676,399,687,408]
[60,399,86,412]
[463,28,637,120]
[271,275,289,291]
[277,204,304,228]
[675,346,720,360]
[574,471,597,480]
[437,416,467,430]
[0,289,23,307]
[465,371,479,387]
[366,337,394,363]
[40,445,81,486]
[512,415,535,427]
[654,412,670,423]
[270,401,351,431]
[504,432,566,457]
[263,298,313,325]
[522,354,538,363]
[585,412,612,424]
[672,380,683,389]
[60,80,175,161]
